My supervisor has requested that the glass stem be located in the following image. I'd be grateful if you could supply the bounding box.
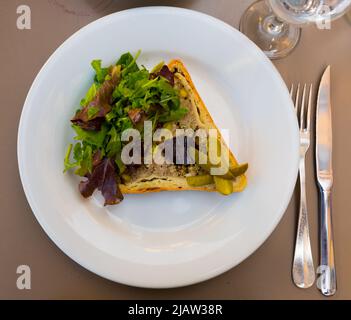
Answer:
[261,14,287,36]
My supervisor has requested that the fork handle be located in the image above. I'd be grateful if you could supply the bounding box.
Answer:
[292,157,315,288]
[319,188,337,296]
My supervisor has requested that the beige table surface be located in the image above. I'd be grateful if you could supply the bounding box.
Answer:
[1,0,350,300]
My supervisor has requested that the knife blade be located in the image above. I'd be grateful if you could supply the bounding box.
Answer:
[316,65,336,297]
[316,65,333,184]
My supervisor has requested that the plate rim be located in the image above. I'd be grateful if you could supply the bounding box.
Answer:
[17,6,299,288]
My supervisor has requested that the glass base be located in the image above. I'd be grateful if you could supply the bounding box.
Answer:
[240,0,301,60]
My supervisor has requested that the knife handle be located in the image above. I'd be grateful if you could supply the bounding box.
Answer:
[319,188,337,296]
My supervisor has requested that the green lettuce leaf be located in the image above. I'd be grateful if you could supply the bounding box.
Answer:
[80,83,97,107]
[158,108,189,123]
[64,142,93,176]
[117,51,141,75]
[72,124,107,147]
[91,60,109,83]
[74,144,93,177]
[106,126,122,157]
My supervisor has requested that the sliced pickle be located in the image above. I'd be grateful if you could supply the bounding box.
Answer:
[186,175,214,187]
[214,176,234,195]
[230,163,249,177]
[189,144,248,181]
[216,163,248,180]
[219,170,235,180]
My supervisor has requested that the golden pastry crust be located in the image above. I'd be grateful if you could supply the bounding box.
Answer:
[120,60,247,194]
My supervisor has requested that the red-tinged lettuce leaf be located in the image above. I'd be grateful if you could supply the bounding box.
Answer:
[158,65,174,86]
[92,149,102,167]
[72,66,121,130]
[79,158,124,206]
[150,65,175,87]
[128,108,144,125]
[99,162,123,206]
[72,118,105,131]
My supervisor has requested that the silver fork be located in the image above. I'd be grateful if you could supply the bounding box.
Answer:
[290,84,315,288]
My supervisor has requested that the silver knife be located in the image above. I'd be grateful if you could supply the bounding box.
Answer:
[316,65,336,296]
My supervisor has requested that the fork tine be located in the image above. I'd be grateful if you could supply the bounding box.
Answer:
[290,84,294,97]
[295,83,301,117]
[306,84,313,132]
[290,84,297,113]
[300,84,307,129]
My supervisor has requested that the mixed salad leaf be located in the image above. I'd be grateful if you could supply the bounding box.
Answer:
[64,51,188,205]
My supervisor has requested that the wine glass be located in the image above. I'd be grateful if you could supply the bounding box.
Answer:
[240,0,351,59]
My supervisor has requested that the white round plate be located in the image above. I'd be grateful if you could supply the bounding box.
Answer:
[18,7,299,288]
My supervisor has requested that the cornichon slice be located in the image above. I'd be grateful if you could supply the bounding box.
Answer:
[195,149,248,178]
[208,163,248,179]
[186,175,214,187]
[230,163,249,178]
[214,176,234,195]
[190,147,248,180]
